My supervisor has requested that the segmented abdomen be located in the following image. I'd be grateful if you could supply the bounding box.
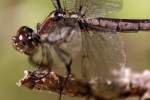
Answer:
[85,18,150,32]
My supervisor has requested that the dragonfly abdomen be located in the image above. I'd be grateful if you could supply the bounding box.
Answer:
[85,18,150,32]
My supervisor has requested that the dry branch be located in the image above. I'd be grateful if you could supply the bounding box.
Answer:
[17,67,150,100]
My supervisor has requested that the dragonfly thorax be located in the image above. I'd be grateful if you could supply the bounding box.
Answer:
[38,10,80,45]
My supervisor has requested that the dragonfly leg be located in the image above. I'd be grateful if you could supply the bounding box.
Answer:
[28,44,53,69]
[54,46,72,75]
[40,44,53,68]
[28,50,39,67]
[54,46,72,100]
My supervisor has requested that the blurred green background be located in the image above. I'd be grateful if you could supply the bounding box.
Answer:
[1,0,150,100]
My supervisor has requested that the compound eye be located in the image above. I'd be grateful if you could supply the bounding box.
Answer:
[12,26,40,55]
[20,26,33,35]
[12,26,34,53]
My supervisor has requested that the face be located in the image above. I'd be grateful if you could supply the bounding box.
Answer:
[12,26,40,55]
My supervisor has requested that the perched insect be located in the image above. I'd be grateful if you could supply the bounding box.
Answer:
[12,0,150,100]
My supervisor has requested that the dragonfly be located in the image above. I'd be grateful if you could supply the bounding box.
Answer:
[12,0,150,99]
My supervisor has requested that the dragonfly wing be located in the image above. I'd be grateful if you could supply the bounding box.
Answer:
[61,0,82,13]
[50,0,60,9]
[82,0,123,18]
[80,30,126,81]
[51,0,123,18]
[51,0,81,12]
[57,25,126,80]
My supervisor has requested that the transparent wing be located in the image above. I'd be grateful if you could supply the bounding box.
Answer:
[82,0,123,18]
[51,0,123,18]
[61,0,81,13]
[50,0,63,9]
[80,30,126,80]
[50,0,59,9]
[56,25,126,80]
[51,0,84,13]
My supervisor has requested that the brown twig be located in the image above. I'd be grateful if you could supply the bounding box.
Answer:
[17,67,150,100]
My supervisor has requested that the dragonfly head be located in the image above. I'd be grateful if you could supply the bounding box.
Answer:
[12,26,40,55]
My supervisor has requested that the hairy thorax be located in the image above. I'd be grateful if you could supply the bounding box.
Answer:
[38,12,81,45]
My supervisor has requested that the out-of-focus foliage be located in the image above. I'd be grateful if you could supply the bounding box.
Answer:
[0,0,150,100]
